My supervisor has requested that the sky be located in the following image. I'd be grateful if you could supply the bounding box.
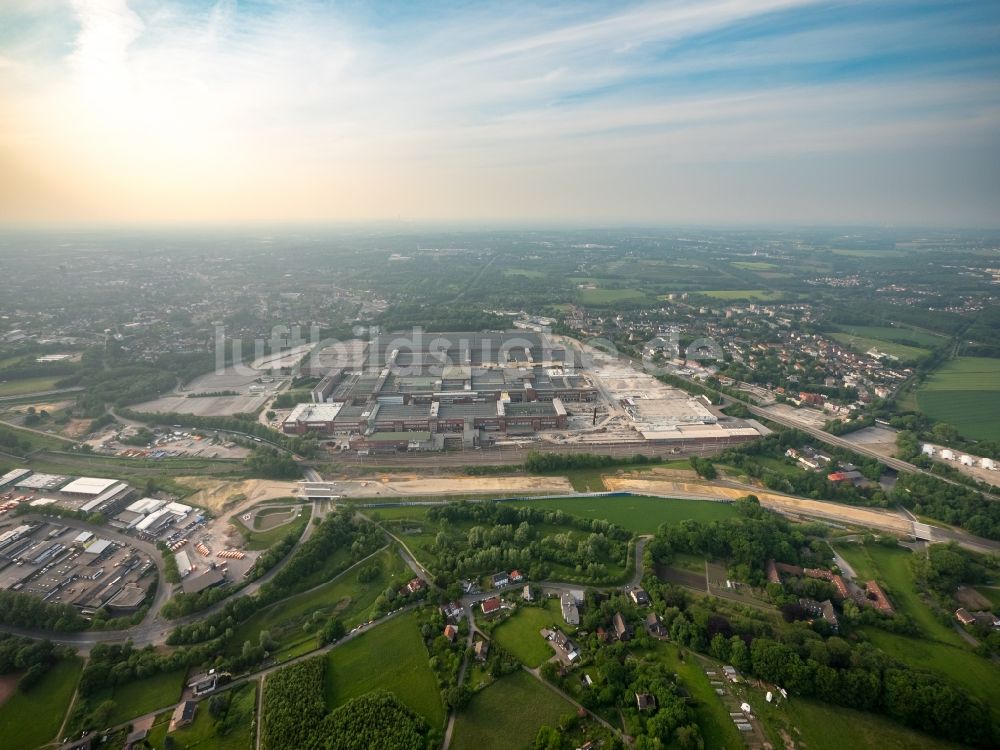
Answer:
[1,0,998,227]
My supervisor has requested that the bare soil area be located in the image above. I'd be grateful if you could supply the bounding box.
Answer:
[603,477,913,534]
[335,474,573,497]
[0,673,20,706]
[175,477,301,512]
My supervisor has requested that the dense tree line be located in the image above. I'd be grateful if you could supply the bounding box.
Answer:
[0,635,68,692]
[649,498,816,582]
[426,501,631,583]
[308,691,434,750]
[0,425,35,455]
[891,472,1000,540]
[261,656,328,750]
[524,450,652,473]
[247,446,301,479]
[0,589,88,631]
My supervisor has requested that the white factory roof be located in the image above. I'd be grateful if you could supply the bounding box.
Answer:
[165,502,193,516]
[136,508,171,531]
[29,497,58,507]
[175,550,192,577]
[61,476,120,496]
[286,402,344,423]
[0,468,31,487]
[84,539,113,555]
[127,497,165,514]
[16,473,67,490]
[74,531,94,544]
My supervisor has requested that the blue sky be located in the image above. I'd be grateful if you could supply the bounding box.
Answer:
[1,0,998,226]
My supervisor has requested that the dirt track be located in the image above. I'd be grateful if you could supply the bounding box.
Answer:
[322,474,573,497]
[603,477,914,534]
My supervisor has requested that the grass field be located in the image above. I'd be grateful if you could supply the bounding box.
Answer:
[0,657,82,750]
[503,495,738,534]
[832,324,944,348]
[324,611,445,727]
[731,261,778,271]
[757,697,962,750]
[916,357,1000,441]
[97,669,187,727]
[835,544,962,645]
[649,644,743,750]
[564,468,607,492]
[0,376,64,397]
[835,543,1000,710]
[491,599,566,668]
[147,681,258,750]
[227,546,405,660]
[579,287,647,305]
[236,509,307,550]
[831,333,929,361]
[451,670,576,750]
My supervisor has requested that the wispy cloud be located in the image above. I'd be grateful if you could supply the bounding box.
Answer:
[0,0,997,225]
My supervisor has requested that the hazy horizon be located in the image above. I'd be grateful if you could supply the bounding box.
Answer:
[2,1,998,228]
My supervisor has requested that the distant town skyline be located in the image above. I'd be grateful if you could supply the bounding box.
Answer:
[1,1,998,227]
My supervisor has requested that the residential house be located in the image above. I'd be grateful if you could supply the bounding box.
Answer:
[480,596,501,616]
[629,587,650,606]
[491,571,510,589]
[645,612,667,638]
[443,624,458,643]
[612,612,633,642]
[404,577,427,595]
[561,592,580,626]
[169,700,197,732]
[474,639,490,661]
[955,608,976,626]
[441,601,463,622]
[636,693,657,711]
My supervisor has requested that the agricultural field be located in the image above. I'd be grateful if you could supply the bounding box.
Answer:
[0,375,64,396]
[578,287,647,305]
[832,324,944,348]
[323,612,445,727]
[830,333,929,361]
[226,547,406,660]
[758,697,964,750]
[916,357,1000,441]
[731,261,778,271]
[501,268,546,279]
[490,599,567,668]
[0,657,82,750]
[450,670,576,750]
[697,289,785,301]
[503,495,738,534]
